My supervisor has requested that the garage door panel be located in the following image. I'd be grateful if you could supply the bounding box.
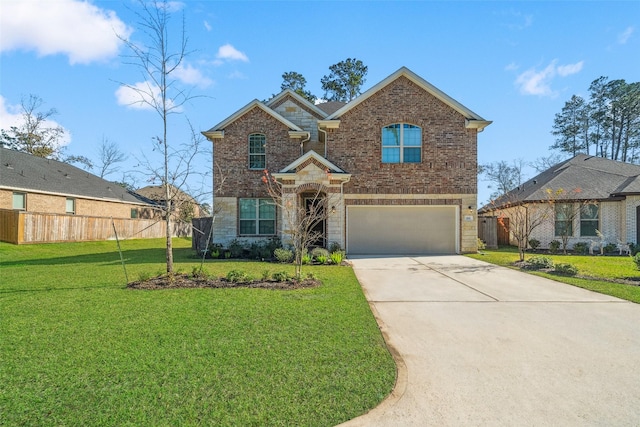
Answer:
[347,206,457,255]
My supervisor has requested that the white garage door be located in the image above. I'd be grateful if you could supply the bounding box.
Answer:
[347,206,458,255]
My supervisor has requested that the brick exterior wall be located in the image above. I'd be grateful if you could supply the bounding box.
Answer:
[215,108,301,198]
[0,189,150,218]
[327,76,477,195]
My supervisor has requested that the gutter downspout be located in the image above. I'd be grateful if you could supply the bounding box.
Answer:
[299,132,311,156]
[318,126,328,158]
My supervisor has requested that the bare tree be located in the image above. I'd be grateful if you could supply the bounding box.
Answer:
[96,137,127,178]
[0,94,65,158]
[480,158,527,200]
[489,196,549,262]
[118,0,198,274]
[262,170,330,279]
[530,153,566,173]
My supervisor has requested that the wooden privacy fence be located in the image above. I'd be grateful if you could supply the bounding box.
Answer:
[477,216,510,248]
[0,209,191,244]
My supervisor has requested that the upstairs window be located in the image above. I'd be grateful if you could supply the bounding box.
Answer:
[249,133,266,169]
[382,123,421,163]
[580,203,599,236]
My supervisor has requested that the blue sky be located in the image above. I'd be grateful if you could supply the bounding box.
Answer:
[1,0,639,205]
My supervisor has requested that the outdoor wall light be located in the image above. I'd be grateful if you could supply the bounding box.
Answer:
[331,206,336,214]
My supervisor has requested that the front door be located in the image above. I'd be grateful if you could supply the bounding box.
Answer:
[305,196,326,248]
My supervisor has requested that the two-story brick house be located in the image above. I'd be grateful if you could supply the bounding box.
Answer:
[203,67,491,255]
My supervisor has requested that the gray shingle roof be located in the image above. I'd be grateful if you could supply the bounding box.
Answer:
[0,147,149,204]
[482,154,640,212]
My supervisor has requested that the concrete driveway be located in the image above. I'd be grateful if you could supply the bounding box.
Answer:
[340,255,640,426]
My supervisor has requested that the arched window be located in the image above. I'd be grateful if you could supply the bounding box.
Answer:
[381,123,421,163]
[249,133,266,169]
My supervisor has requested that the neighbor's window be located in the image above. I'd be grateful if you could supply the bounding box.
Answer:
[131,208,138,219]
[12,192,26,210]
[65,198,76,214]
[554,203,574,236]
[249,133,266,169]
[580,203,599,237]
[382,123,421,163]
[239,198,275,235]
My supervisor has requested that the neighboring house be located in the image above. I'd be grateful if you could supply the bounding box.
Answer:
[479,154,640,249]
[136,184,203,221]
[203,67,491,255]
[0,147,172,243]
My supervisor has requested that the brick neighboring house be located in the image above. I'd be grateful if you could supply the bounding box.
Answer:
[479,154,640,250]
[203,67,491,255]
[136,184,203,221]
[0,147,179,243]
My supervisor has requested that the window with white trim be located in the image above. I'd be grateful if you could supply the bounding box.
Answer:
[249,133,266,169]
[382,123,421,163]
[12,192,26,210]
[554,203,574,237]
[239,198,275,235]
[580,203,599,236]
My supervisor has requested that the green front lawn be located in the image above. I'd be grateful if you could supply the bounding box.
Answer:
[0,238,396,426]
[467,247,640,303]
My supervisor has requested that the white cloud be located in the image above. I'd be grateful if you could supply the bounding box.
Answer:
[504,62,519,72]
[557,61,584,76]
[0,0,131,64]
[216,44,249,63]
[204,21,212,32]
[174,63,213,88]
[0,95,71,147]
[514,60,584,97]
[618,26,634,44]
[115,82,179,112]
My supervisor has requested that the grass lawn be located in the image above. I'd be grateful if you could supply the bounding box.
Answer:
[466,247,640,304]
[0,238,396,426]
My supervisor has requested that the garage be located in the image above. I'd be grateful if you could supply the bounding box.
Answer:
[346,205,458,255]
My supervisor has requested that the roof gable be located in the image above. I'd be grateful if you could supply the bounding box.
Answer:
[278,150,346,174]
[266,89,328,119]
[205,99,304,133]
[325,67,491,130]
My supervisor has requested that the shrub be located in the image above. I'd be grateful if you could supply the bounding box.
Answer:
[316,255,328,264]
[228,239,246,258]
[249,241,272,260]
[603,243,617,254]
[553,263,578,276]
[328,241,342,253]
[305,272,318,280]
[523,255,553,270]
[274,248,293,263]
[272,271,290,282]
[549,240,561,254]
[311,247,329,259]
[191,266,207,279]
[208,243,223,259]
[528,239,540,250]
[330,250,345,265]
[572,242,589,255]
[633,253,640,270]
[477,238,486,250]
[630,243,640,256]
[301,253,312,265]
[226,269,251,283]
[261,269,271,280]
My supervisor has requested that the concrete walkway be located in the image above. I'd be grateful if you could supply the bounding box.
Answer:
[339,255,640,426]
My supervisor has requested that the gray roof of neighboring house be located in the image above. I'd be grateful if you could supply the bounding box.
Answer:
[315,101,346,115]
[482,154,640,212]
[0,147,149,205]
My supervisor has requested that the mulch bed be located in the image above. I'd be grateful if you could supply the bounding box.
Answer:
[127,273,321,290]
